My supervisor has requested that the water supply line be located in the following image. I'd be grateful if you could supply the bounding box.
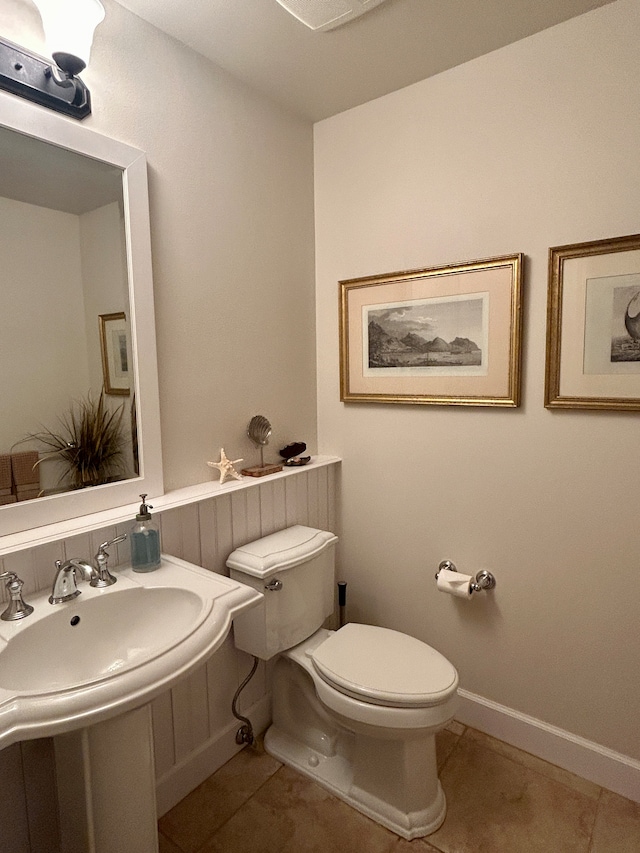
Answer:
[234,581,348,744]
[232,655,259,745]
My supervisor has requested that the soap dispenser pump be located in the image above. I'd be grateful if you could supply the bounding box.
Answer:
[130,494,161,572]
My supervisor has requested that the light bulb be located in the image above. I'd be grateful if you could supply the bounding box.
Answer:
[33,0,105,72]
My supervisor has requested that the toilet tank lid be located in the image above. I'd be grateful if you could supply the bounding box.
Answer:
[226,525,338,578]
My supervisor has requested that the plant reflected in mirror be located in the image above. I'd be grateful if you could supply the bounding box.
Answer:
[20,390,129,493]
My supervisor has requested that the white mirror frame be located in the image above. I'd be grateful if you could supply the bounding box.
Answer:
[0,90,163,541]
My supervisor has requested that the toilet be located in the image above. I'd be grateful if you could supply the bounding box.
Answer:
[227,525,458,840]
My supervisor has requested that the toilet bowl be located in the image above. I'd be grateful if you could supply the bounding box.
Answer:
[227,525,458,840]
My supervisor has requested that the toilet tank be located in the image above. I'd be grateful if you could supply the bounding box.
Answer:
[227,525,338,660]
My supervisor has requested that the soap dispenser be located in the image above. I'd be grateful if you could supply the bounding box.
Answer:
[130,494,161,572]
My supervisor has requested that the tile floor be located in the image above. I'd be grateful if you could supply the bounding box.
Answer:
[158,723,640,853]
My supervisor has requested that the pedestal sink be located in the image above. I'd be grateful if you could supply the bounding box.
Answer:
[0,554,262,853]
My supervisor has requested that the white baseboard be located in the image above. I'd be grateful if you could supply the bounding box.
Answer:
[156,688,640,814]
[456,689,640,804]
[155,694,272,817]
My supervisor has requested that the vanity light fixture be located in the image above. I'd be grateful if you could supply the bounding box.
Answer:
[0,0,104,120]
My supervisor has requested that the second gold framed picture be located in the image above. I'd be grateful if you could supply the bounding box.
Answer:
[339,254,524,407]
[545,233,640,410]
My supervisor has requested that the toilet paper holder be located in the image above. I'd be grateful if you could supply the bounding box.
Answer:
[435,560,496,594]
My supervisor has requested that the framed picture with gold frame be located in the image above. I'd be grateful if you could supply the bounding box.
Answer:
[545,233,640,410]
[339,254,524,407]
[99,312,131,396]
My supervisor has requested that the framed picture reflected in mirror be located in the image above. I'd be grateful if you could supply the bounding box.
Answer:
[99,312,130,396]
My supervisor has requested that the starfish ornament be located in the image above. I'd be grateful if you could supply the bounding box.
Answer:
[207,448,243,484]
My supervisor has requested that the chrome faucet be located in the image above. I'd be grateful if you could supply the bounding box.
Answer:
[49,559,95,604]
[0,571,34,621]
[48,533,127,604]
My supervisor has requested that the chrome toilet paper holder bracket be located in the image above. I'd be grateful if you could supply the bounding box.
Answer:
[435,560,496,594]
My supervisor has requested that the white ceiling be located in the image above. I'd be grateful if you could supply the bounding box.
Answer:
[0,126,123,214]
[115,0,614,122]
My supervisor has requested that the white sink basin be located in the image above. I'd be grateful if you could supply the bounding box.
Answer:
[0,554,262,748]
[0,586,201,692]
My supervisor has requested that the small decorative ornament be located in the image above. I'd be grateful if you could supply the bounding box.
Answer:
[207,448,243,484]
[280,442,311,467]
[241,415,283,478]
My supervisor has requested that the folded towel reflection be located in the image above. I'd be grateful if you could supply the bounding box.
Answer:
[0,454,11,491]
[11,451,39,486]
[15,487,40,502]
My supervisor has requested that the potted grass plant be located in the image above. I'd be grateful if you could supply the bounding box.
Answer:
[26,390,126,490]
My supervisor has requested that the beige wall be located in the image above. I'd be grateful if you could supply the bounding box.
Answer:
[1,0,318,492]
[0,197,89,448]
[315,0,640,761]
[79,201,129,392]
[2,0,637,779]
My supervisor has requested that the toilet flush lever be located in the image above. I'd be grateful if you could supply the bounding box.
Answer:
[264,578,283,591]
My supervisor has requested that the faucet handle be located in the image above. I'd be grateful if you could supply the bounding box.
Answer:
[92,533,127,588]
[96,533,127,560]
[0,571,34,621]
[95,533,127,562]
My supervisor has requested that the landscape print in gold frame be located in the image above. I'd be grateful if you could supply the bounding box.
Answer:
[339,254,523,407]
[545,233,640,410]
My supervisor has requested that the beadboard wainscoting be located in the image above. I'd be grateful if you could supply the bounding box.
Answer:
[151,460,339,815]
[0,457,340,852]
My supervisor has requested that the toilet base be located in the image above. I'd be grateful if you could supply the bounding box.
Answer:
[264,723,447,840]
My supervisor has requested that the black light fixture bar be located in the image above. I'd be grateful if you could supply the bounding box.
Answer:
[0,38,91,120]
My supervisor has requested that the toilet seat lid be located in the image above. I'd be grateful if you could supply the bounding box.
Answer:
[310,623,458,708]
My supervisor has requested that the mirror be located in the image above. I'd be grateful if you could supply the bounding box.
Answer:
[0,92,163,540]
[0,127,133,494]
